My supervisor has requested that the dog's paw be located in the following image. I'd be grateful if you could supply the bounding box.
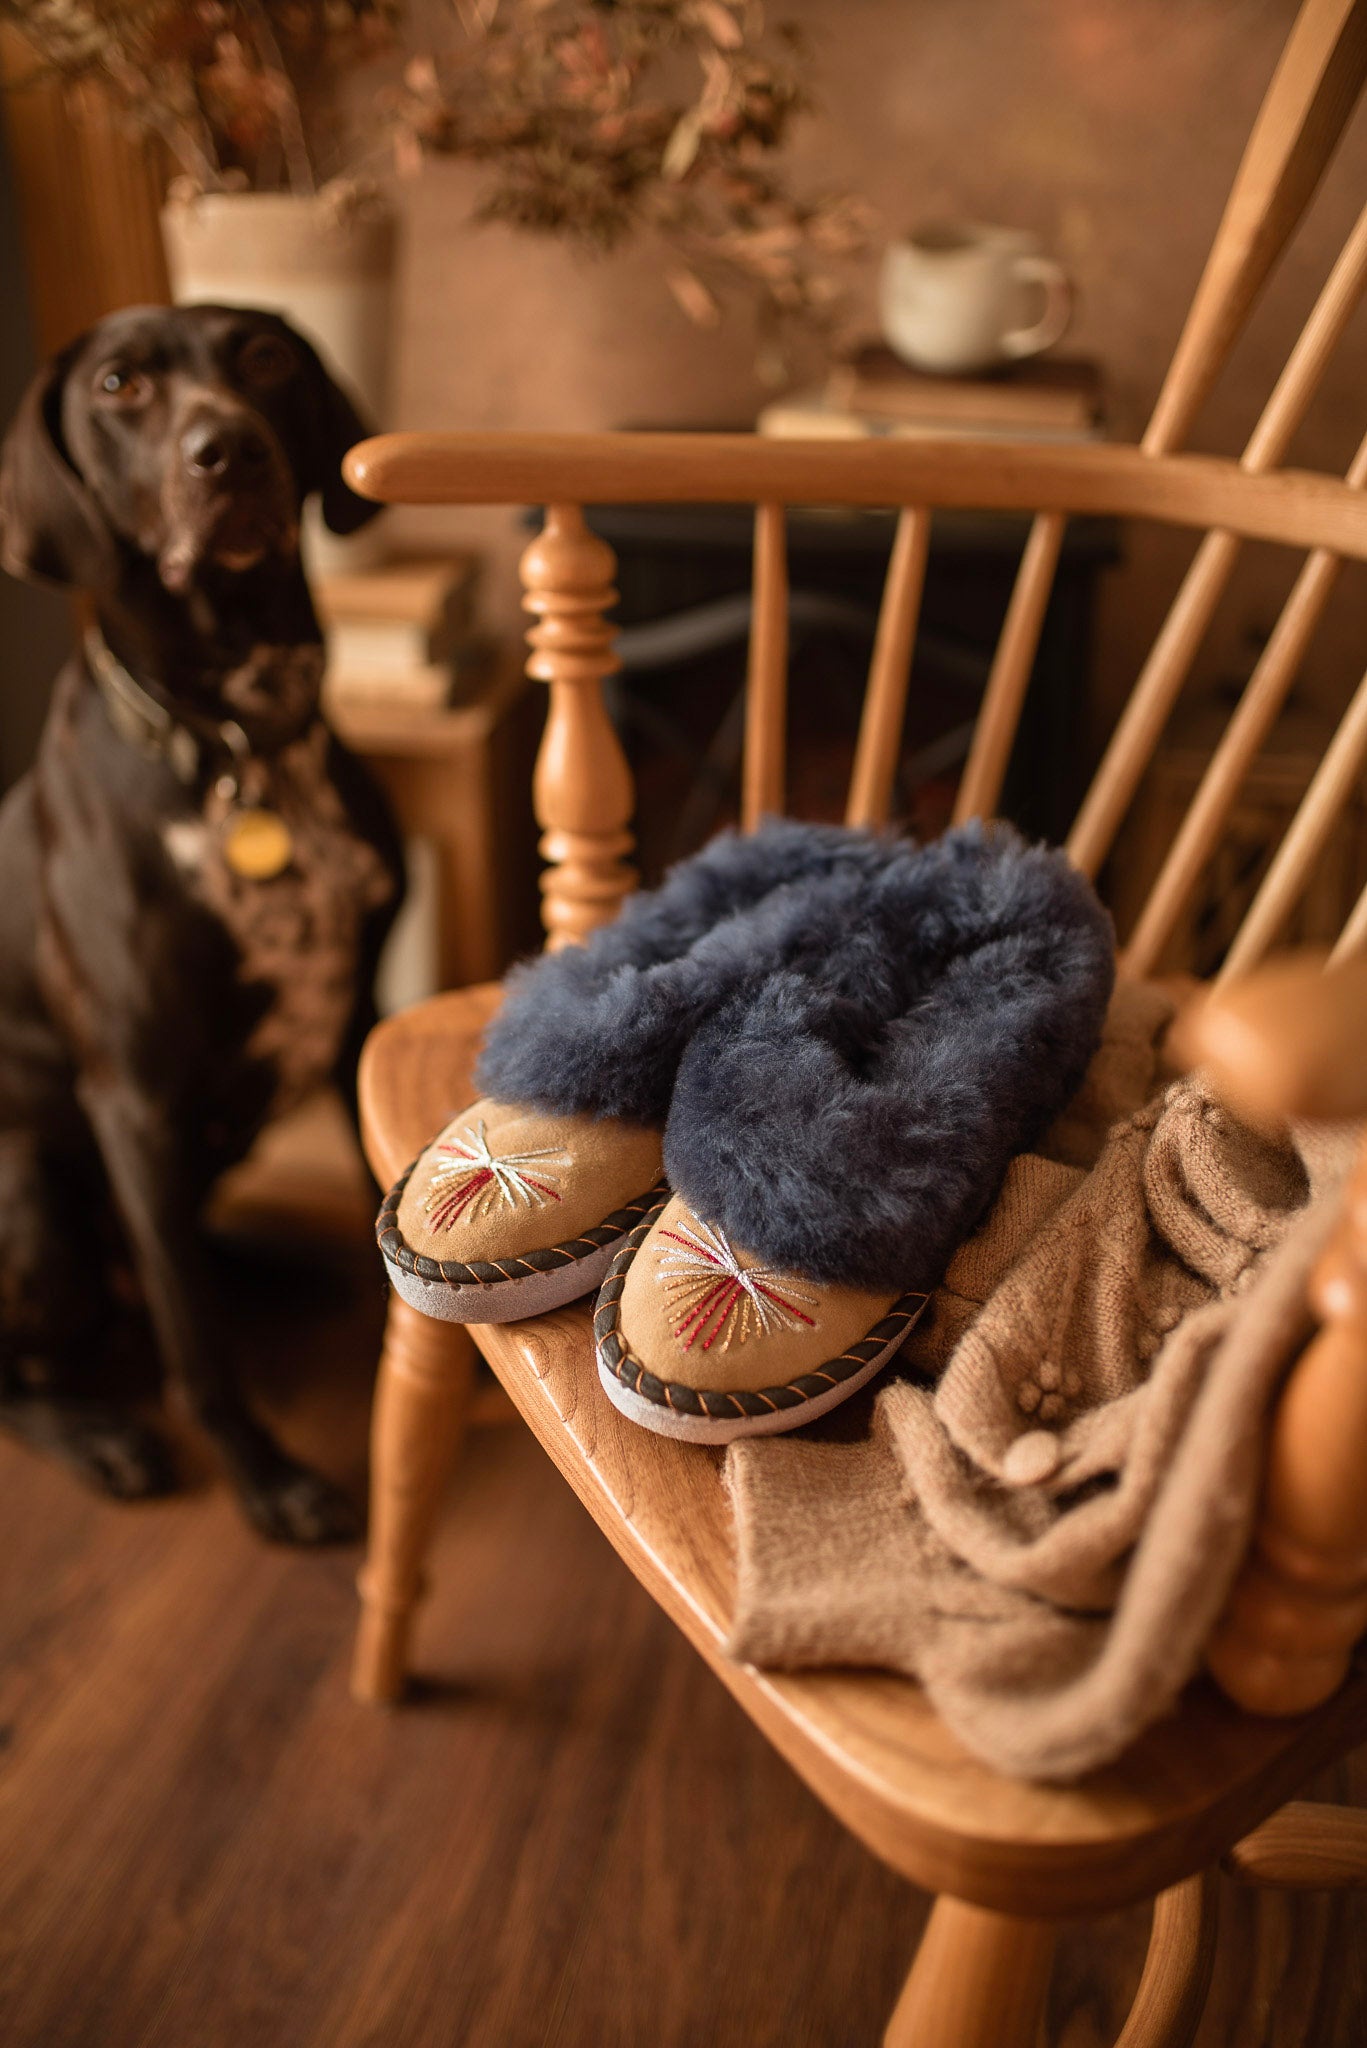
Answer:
[76,1417,177,1500]
[241,1462,362,1546]
[1,1396,177,1500]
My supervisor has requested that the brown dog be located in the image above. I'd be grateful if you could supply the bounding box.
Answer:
[0,303,402,1541]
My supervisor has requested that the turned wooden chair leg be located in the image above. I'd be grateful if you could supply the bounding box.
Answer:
[883,1895,1057,2048]
[351,1294,477,1704]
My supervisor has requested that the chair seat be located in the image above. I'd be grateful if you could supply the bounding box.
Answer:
[360,990,1367,1918]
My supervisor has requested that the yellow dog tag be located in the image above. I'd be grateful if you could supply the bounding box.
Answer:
[222,807,294,880]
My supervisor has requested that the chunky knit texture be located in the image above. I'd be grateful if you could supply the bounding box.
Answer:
[723,1027,1357,1781]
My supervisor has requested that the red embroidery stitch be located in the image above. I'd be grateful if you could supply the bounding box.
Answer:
[657,1218,817,1352]
[424,1119,566,1232]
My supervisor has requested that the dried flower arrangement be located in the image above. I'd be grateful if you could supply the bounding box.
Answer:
[390,1,870,341]
[3,2,398,193]
[2,0,867,340]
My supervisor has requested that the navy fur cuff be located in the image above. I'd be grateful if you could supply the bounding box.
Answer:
[477,818,1115,1293]
[476,818,917,1125]
[664,824,1114,1291]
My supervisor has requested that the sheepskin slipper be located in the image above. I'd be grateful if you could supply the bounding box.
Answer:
[664,822,1115,1294]
[475,816,923,1128]
[595,1191,930,1443]
[378,821,914,1324]
[595,824,1115,1439]
[377,1099,666,1323]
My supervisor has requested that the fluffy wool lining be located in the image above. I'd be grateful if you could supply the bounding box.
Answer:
[478,819,1115,1294]
[664,825,1115,1292]
[476,818,918,1126]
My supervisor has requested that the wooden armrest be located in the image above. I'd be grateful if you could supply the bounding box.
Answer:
[1173,952,1367,1126]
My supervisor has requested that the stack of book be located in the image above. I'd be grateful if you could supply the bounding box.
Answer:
[316,554,485,714]
[758,347,1105,444]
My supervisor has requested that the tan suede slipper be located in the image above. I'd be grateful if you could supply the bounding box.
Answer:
[594,1191,928,1443]
[378,1097,665,1323]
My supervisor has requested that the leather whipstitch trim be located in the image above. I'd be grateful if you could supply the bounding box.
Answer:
[594,1197,928,1420]
[377,1157,668,1289]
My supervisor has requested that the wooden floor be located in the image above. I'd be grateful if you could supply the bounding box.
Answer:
[2,1109,1367,2047]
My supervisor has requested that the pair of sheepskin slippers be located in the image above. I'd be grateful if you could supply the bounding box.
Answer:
[378,820,1114,1444]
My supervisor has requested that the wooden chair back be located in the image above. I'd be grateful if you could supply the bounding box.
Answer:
[354,0,1367,970]
[347,0,1367,1724]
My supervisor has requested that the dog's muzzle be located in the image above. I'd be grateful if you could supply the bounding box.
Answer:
[158,403,298,591]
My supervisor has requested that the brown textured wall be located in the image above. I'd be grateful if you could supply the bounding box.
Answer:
[387,0,1367,752]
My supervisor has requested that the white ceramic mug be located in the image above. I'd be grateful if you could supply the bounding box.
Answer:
[878,224,1073,376]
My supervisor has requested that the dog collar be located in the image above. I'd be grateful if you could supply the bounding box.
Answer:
[85,627,298,880]
[86,626,208,786]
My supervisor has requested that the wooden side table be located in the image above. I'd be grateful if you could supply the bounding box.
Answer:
[330,660,540,997]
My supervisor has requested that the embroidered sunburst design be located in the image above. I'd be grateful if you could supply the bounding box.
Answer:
[423,1120,567,1232]
[657,1218,818,1353]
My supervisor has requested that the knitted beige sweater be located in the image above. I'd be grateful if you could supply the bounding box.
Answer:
[723,981,1360,1781]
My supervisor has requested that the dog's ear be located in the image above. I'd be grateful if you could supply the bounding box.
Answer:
[290,329,381,537]
[0,344,117,590]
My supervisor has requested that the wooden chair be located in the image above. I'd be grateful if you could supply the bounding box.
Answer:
[346,2,1367,2038]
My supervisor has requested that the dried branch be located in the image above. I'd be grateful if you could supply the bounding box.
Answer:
[1,0,871,348]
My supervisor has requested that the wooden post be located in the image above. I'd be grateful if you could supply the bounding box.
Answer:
[883,1897,1056,2048]
[521,505,635,949]
[352,1298,476,1704]
[1207,1135,1367,1715]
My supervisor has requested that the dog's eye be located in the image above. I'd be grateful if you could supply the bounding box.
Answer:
[95,366,152,408]
[238,335,298,388]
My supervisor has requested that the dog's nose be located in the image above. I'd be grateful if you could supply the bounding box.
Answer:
[181,417,272,482]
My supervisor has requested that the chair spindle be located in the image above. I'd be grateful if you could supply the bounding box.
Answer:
[521,505,636,948]
[847,507,931,829]
[1069,197,1367,881]
[1226,1801,1367,1886]
[1124,434,1367,976]
[742,500,789,829]
[1068,526,1241,878]
[1330,874,1367,963]
[1219,659,1367,978]
[1143,0,1367,456]
[952,513,1066,826]
[1113,1873,1219,2048]
[954,0,1367,828]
